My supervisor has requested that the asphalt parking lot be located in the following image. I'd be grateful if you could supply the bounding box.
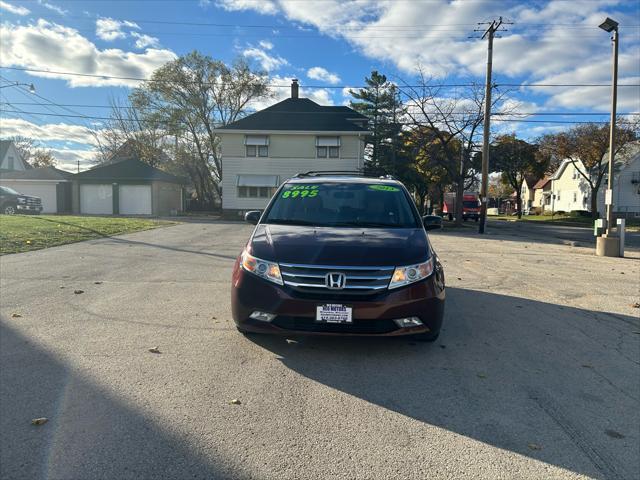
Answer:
[1,221,639,480]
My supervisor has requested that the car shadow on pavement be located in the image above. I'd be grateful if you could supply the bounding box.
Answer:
[0,321,248,480]
[248,287,640,480]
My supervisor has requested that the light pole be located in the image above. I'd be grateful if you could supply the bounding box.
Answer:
[0,82,36,92]
[596,17,620,257]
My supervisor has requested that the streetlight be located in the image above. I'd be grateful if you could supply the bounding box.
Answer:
[596,17,620,257]
[0,82,36,93]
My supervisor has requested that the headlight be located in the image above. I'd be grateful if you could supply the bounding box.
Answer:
[241,250,283,285]
[388,257,434,289]
[17,198,26,204]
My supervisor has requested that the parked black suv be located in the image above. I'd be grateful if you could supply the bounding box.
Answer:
[231,174,446,341]
[0,186,43,215]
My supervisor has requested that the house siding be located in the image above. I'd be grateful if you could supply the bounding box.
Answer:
[597,155,640,217]
[220,133,364,214]
[551,160,591,212]
[0,143,28,171]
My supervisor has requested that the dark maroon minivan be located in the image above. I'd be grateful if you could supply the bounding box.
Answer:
[231,174,445,341]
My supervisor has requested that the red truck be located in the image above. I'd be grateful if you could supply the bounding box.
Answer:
[442,192,480,222]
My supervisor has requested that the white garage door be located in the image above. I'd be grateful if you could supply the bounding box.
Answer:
[80,184,113,214]
[119,185,152,215]
[0,181,58,213]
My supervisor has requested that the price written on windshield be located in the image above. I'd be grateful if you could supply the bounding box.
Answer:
[282,185,319,199]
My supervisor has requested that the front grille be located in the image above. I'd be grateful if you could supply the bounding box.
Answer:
[279,262,394,295]
[25,198,41,206]
[273,316,398,334]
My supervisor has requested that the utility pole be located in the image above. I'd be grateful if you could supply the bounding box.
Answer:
[478,17,503,234]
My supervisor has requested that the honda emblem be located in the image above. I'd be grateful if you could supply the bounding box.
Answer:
[325,272,346,290]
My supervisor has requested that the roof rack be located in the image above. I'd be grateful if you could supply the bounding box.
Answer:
[294,170,364,178]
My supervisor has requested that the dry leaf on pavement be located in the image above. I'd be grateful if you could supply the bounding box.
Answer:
[31,417,48,426]
[148,346,161,354]
[229,399,241,405]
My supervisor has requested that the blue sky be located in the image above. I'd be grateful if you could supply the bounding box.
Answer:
[1,0,639,170]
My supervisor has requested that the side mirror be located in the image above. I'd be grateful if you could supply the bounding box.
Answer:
[422,215,442,231]
[244,210,261,225]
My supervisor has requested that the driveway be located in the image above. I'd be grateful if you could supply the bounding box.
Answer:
[1,222,638,480]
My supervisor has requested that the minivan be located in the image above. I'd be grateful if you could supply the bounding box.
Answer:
[231,173,445,341]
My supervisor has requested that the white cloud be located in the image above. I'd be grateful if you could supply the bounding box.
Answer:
[307,66,341,85]
[219,0,640,113]
[216,0,279,15]
[242,45,288,71]
[0,20,177,87]
[0,118,97,145]
[50,148,96,171]
[0,1,30,15]
[259,40,273,50]
[96,17,140,41]
[131,32,161,49]
[38,0,68,15]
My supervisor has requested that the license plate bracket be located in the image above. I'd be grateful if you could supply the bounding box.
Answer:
[315,304,353,324]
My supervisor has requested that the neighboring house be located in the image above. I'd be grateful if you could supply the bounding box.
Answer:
[0,140,29,172]
[72,158,185,215]
[0,167,73,213]
[214,79,369,217]
[597,141,640,218]
[518,176,539,213]
[548,158,591,213]
[532,176,552,213]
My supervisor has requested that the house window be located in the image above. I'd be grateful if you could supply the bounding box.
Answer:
[556,192,560,201]
[237,186,275,198]
[573,192,577,203]
[245,135,269,157]
[316,136,340,158]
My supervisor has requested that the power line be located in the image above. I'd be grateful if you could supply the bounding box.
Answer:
[2,102,639,117]
[2,108,636,125]
[3,66,640,88]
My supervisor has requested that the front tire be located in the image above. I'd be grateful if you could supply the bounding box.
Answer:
[3,205,16,215]
[448,213,453,221]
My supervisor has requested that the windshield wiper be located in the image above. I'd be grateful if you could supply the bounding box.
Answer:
[265,219,320,226]
[331,221,405,228]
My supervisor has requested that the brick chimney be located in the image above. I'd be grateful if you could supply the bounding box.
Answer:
[291,78,299,99]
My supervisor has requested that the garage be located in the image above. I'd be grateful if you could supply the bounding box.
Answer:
[73,157,185,216]
[119,185,152,215]
[0,167,73,213]
[80,184,113,214]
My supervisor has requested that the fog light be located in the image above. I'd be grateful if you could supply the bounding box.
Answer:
[249,311,276,322]
[393,317,423,328]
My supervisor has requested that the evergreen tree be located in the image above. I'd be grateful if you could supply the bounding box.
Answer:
[349,71,404,175]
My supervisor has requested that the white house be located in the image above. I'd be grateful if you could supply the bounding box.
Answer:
[548,158,591,213]
[214,79,368,217]
[597,141,640,218]
[0,140,29,171]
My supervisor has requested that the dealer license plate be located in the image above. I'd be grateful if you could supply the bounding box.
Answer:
[316,304,353,324]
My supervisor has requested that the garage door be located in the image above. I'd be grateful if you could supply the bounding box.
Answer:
[80,184,113,214]
[119,185,152,215]
[0,181,58,213]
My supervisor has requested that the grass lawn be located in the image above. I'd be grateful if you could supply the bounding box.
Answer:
[0,215,175,255]
[492,214,640,231]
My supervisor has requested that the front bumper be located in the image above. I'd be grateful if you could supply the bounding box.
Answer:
[16,205,42,213]
[231,262,445,337]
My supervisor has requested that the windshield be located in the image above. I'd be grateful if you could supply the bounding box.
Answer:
[263,182,420,228]
[0,186,20,195]
[463,200,479,208]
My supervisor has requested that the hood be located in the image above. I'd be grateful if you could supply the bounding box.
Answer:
[249,224,431,266]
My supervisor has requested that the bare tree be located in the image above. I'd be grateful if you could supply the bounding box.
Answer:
[537,120,637,218]
[399,69,513,225]
[129,52,270,205]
